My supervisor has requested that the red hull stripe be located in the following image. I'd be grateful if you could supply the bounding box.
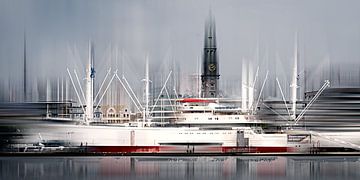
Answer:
[222,147,295,153]
[85,146,294,153]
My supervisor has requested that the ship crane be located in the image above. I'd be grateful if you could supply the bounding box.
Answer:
[294,80,330,125]
[271,33,331,126]
[66,42,149,125]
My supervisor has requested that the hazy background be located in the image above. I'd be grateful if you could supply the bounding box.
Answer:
[1,0,360,103]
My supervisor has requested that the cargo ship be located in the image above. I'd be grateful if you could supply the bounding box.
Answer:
[3,14,360,154]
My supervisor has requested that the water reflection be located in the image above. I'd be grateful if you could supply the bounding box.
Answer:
[0,156,359,180]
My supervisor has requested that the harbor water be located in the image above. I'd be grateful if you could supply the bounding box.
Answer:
[1,156,359,180]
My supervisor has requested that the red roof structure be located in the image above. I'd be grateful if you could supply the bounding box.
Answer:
[176,98,214,103]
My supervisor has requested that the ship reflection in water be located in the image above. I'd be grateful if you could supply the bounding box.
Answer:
[0,156,359,180]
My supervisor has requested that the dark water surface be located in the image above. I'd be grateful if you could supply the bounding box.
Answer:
[0,156,359,180]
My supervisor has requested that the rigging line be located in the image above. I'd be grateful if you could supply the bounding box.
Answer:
[262,103,288,121]
[115,73,142,113]
[150,71,173,113]
[94,72,116,111]
[66,68,86,114]
[94,68,111,103]
[252,71,269,114]
[73,69,86,103]
[276,77,291,118]
[122,75,143,110]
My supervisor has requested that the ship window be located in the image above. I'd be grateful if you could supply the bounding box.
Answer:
[195,117,199,120]
[208,118,212,120]
[215,117,219,120]
[235,117,239,120]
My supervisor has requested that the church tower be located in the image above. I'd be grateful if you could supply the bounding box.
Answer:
[201,13,220,98]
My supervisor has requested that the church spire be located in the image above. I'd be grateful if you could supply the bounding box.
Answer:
[201,11,220,98]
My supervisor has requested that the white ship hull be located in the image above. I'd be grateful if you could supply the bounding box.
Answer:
[19,123,294,153]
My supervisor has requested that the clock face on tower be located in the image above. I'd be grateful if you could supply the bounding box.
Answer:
[208,63,216,72]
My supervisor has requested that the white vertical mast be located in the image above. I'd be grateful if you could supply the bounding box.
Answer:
[197,56,201,98]
[143,55,150,126]
[85,41,95,124]
[241,58,248,113]
[290,33,298,120]
[46,78,51,102]
[61,77,64,102]
[57,77,60,102]
[65,77,69,101]
[248,60,254,111]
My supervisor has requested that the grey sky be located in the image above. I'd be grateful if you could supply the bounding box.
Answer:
[1,0,360,100]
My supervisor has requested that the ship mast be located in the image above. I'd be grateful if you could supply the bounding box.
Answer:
[85,41,95,124]
[23,31,27,102]
[290,34,299,120]
[248,60,254,111]
[143,55,150,126]
[241,58,248,113]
